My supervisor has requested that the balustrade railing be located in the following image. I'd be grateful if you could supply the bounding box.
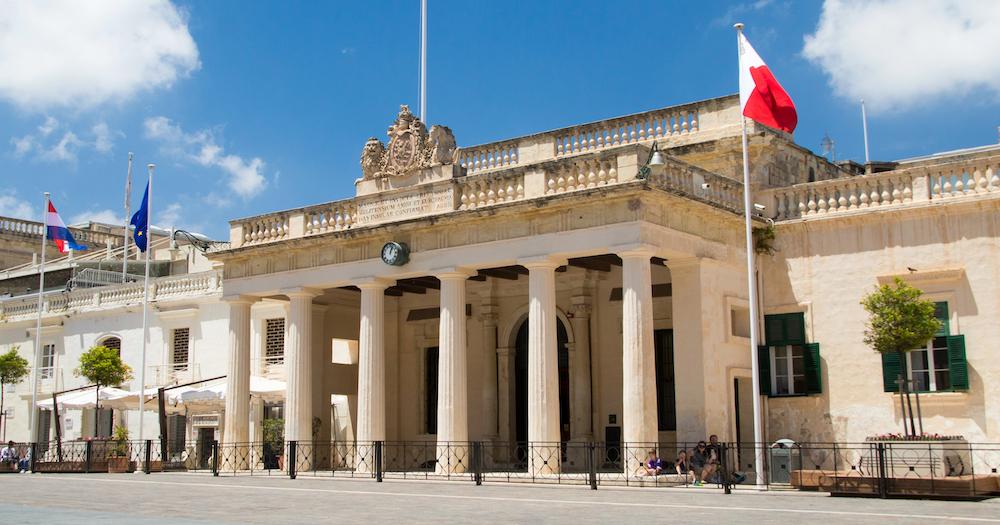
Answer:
[457,171,525,210]
[554,104,701,158]
[545,158,619,195]
[254,355,285,379]
[0,215,122,247]
[648,158,744,213]
[150,363,201,386]
[762,155,1000,220]
[0,270,221,321]
[458,141,519,175]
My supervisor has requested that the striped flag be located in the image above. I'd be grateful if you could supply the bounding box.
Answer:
[45,200,87,253]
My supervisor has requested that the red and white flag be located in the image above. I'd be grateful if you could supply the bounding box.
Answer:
[738,32,797,133]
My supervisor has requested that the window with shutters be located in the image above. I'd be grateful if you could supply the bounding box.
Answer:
[882,302,969,393]
[167,414,187,455]
[265,318,285,364]
[101,336,122,356]
[40,343,56,379]
[172,328,190,370]
[759,313,822,397]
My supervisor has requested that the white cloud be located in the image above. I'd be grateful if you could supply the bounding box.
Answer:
[69,209,121,226]
[0,0,200,111]
[159,202,182,228]
[803,0,1000,112]
[9,117,117,163]
[0,190,35,219]
[144,116,267,198]
[711,0,774,27]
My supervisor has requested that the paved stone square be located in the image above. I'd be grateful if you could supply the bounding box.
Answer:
[0,473,997,524]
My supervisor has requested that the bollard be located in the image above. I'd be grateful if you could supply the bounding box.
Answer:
[721,443,732,495]
[85,440,93,474]
[472,442,482,486]
[212,440,219,477]
[29,442,37,473]
[374,441,383,483]
[144,439,152,474]
[588,442,598,490]
[288,441,298,480]
[876,442,888,498]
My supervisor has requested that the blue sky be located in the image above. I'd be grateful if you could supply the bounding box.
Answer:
[2,1,998,240]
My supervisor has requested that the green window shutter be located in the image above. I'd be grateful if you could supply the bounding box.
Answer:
[765,316,783,345]
[946,335,969,391]
[934,302,950,337]
[881,352,902,393]
[764,313,807,345]
[757,346,771,396]
[804,343,822,394]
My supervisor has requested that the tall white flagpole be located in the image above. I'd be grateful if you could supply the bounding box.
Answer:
[861,99,871,165]
[123,152,134,280]
[419,0,427,122]
[136,164,154,445]
[28,192,51,444]
[735,22,767,490]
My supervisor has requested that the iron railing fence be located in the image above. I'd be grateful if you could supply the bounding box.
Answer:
[21,439,1000,498]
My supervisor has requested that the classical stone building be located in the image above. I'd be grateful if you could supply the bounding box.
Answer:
[210,94,1000,476]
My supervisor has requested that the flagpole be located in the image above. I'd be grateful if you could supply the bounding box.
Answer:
[123,152,134,280]
[419,0,427,122]
[136,164,154,445]
[861,99,871,165]
[28,192,51,444]
[735,22,767,490]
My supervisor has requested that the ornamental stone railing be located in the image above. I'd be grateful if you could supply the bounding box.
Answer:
[231,96,747,249]
[759,153,1000,220]
[0,215,123,247]
[0,269,222,322]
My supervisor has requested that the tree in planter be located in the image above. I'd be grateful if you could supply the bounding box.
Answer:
[262,418,284,470]
[74,345,132,438]
[0,347,30,441]
[861,277,940,437]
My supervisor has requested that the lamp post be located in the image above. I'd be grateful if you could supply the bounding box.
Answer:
[636,142,666,180]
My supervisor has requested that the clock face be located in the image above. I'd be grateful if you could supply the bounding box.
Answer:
[381,241,408,266]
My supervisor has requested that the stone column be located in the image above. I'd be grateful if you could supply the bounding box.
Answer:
[435,269,474,474]
[356,279,390,471]
[480,299,499,441]
[569,296,593,441]
[223,295,255,470]
[619,248,658,475]
[667,258,708,444]
[282,288,320,471]
[521,256,565,475]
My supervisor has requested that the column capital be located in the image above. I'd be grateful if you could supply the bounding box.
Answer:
[433,266,478,280]
[280,286,323,299]
[222,294,260,305]
[569,301,592,319]
[613,243,658,260]
[518,255,567,270]
[355,277,395,290]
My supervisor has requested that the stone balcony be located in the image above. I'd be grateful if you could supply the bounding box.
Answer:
[229,95,750,249]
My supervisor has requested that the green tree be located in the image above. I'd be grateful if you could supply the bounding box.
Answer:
[75,345,132,437]
[861,277,940,436]
[0,347,30,441]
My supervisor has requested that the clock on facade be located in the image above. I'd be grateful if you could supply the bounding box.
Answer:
[380,241,410,266]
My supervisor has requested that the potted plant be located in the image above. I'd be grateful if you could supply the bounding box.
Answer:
[861,277,940,437]
[262,418,284,470]
[74,345,133,438]
[107,425,132,473]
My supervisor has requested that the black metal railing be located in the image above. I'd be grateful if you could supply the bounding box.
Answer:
[20,438,1000,498]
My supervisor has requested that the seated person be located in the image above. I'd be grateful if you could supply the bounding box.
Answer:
[18,447,31,473]
[0,441,18,469]
[641,449,664,476]
[691,441,716,486]
[675,450,694,480]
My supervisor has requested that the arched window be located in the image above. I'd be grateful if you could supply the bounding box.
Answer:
[99,336,122,356]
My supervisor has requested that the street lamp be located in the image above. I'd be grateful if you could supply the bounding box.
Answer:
[637,142,666,179]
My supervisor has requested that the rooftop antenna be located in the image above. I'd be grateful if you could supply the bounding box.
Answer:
[821,132,836,162]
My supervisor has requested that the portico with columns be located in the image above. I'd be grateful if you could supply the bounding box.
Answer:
[210,98,765,475]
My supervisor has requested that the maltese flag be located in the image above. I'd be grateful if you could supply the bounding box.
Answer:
[738,32,797,133]
[45,201,87,253]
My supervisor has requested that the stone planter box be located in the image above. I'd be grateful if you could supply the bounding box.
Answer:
[107,457,134,473]
[871,439,971,478]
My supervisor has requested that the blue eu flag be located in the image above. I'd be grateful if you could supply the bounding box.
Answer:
[130,182,150,252]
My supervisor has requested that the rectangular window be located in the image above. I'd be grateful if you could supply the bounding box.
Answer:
[654,329,676,431]
[172,328,190,369]
[425,347,439,435]
[761,313,821,396]
[905,302,953,392]
[265,318,285,363]
[167,414,187,455]
[40,344,55,379]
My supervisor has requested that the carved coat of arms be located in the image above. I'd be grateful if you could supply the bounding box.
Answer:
[360,105,457,180]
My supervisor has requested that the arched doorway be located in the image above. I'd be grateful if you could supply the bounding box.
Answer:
[514,319,570,446]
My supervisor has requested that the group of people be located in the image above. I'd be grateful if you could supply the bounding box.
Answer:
[0,441,31,473]
[641,434,726,486]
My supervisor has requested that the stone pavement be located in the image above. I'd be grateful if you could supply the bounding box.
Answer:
[0,473,997,524]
